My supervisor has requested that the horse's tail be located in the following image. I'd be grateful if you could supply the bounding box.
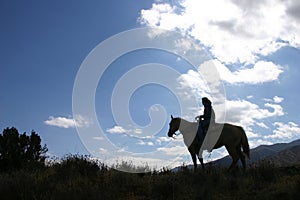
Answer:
[240,127,250,159]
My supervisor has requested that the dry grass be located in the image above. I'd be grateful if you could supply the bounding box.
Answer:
[0,155,300,200]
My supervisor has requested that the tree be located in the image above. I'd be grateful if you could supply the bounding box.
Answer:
[0,127,48,170]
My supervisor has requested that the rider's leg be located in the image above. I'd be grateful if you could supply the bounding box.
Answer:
[197,121,204,145]
[201,119,210,134]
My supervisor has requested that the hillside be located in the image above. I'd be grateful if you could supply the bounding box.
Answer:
[266,145,300,167]
[1,155,300,199]
[213,139,300,167]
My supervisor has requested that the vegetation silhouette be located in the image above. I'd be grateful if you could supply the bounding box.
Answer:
[0,154,300,200]
[0,127,47,171]
[168,116,250,171]
[0,127,300,199]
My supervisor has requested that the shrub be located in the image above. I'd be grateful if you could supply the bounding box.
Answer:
[1,155,300,199]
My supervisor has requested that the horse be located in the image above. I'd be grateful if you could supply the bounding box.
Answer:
[167,115,250,171]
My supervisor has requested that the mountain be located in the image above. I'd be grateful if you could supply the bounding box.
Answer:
[213,139,300,167]
[265,145,300,167]
[171,139,300,171]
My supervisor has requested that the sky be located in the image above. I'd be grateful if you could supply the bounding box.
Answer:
[1,0,300,171]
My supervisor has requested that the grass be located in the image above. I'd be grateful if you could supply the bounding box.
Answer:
[0,155,300,200]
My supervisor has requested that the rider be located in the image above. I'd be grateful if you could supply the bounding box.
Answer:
[195,97,215,146]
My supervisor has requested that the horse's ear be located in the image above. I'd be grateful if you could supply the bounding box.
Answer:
[171,115,174,119]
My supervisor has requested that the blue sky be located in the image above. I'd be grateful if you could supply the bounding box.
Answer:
[1,0,151,155]
[1,0,300,170]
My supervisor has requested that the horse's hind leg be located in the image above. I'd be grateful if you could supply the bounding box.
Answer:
[197,156,205,170]
[237,147,246,172]
[225,145,239,171]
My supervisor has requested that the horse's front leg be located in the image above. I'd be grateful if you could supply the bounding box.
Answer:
[189,149,197,172]
[199,157,204,169]
[197,150,205,170]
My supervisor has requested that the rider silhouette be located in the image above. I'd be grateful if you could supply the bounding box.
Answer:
[195,97,215,146]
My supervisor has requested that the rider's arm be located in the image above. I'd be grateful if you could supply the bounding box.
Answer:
[195,115,204,121]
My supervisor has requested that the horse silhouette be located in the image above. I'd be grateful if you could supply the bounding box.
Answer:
[167,115,250,171]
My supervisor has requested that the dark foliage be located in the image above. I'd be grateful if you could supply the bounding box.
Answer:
[1,127,300,199]
[0,155,300,200]
[0,127,48,171]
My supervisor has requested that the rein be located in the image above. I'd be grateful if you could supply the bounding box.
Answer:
[172,132,181,139]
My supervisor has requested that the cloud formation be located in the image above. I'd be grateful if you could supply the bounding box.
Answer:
[106,126,127,134]
[136,0,300,164]
[213,60,283,84]
[176,65,286,127]
[44,116,75,128]
[267,122,300,140]
[44,115,91,128]
[179,60,283,88]
[273,96,284,103]
[140,0,300,64]
[223,99,284,128]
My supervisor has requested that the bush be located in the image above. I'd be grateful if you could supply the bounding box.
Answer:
[0,155,300,199]
[0,127,47,171]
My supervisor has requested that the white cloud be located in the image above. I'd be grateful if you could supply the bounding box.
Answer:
[106,125,148,138]
[44,116,75,128]
[213,59,283,84]
[247,131,260,138]
[93,136,104,141]
[265,122,300,140]
[177,60,283,105]
[106,125,153,138]
[133,128,142,134]
[157,145,189,156]
[74,115,92,127]
[177,69,210,98]
[140,3,188,30]
[98,148,108,154]
[44,115,91,128]
[148,141,154,146]
[106,126,127,134]
[155,136,172,145]
[140,0,300,64]
[138,136,173,146]
[264,103,284,116]
[256,122,269,129]
[177,62,285,129]
[137,140,145,145]
[137,140,155,146]
[223,99,284,128]
[273,96,284,103]
[176,59,286,148]
[177,61,284,116]
[249,138,273,148]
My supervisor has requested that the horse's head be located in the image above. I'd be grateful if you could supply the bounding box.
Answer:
[167,115,180,137]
